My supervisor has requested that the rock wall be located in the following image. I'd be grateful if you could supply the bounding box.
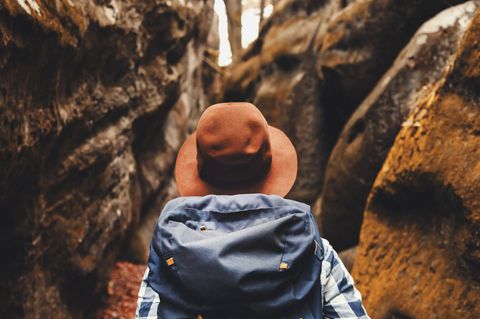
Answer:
[225,0,347,203]
[223,0,467,205]
[2,0,479,317]
[124,28,212,264]
[318,2,479,251]
[0,0,212,318]
[353,10,480,318]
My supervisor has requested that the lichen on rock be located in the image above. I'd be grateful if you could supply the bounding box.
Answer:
[318,1,479,252]
[353,9,480,318]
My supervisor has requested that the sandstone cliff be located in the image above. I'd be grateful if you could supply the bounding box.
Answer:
[319,1,479,251]
[223,0,468,205]
[353,9,480,317]
[1,0,480,318]
[0,0,212,317]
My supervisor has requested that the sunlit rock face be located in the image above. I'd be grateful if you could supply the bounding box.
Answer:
[318,2,479,252]
[224,0,466,205]
[0,0,212,317]
[353,10,480,318]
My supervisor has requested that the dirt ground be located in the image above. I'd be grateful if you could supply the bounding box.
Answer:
[95,262,146,319]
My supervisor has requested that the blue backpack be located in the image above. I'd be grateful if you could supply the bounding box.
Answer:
[147,194,325,318]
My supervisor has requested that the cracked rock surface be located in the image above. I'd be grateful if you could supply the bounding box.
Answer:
[0,0,212,317]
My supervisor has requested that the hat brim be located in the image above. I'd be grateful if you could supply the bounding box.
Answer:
[174,126,298,197]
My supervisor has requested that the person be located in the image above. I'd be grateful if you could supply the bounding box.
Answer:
[135,102,369,319]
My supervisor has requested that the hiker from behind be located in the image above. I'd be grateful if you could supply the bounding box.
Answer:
[135,102,370,319]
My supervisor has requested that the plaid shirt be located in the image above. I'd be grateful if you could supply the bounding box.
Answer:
[136,238,369,319]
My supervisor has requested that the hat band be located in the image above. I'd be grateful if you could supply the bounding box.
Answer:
[198,152,272,188]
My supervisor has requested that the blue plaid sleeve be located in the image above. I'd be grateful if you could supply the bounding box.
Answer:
[320,239,370,319]
[135,267,160,319]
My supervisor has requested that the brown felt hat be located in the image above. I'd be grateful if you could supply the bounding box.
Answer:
[175,102,298,197]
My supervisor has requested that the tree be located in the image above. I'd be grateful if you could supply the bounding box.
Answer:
[224,0,242,62]
[259,0,265,27]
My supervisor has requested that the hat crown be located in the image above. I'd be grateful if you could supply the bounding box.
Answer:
[196,103,272,187]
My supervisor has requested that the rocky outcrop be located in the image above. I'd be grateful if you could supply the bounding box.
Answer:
[338,246,358,272]
[124,29,212,263]
[317,2,479,251]
[314,0,466,126]
[224,0,346,203]
[352,9,480,318]
[223,0,466,204]
[0,0,212,318]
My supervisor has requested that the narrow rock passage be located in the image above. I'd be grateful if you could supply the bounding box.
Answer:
[1,0,479,318]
